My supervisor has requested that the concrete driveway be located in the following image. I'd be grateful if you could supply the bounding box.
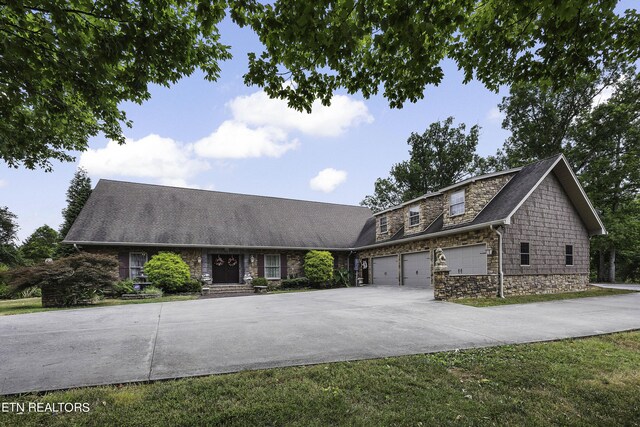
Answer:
[1,287,639,395]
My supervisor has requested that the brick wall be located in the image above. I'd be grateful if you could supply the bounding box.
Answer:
[502,172,590,275]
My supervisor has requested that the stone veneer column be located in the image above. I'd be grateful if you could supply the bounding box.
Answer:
[433,270,451,300]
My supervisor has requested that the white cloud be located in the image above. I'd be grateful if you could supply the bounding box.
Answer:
[228,90,373,137]
[193,120,300,159]
[0,179,6,188]
[487,106,504,122]
[592,85,615,108]
[79,134,210,186]
[309,168,347,193]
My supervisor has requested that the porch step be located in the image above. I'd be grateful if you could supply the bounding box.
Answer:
[204,284,254,294]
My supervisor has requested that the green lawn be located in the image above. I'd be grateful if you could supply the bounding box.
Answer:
[1,331,639,426]
[455,285,636,307]
[0,295,198,316]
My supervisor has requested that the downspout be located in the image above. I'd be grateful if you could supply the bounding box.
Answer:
[73,244,81,253]
[490,225,504,298]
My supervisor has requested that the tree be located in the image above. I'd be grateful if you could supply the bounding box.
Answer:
[56,168,92,257]
[568,74,640,282]
[2,1,639,170]
[2,252,119,307]
[497,68,625,167]
[0,206,22,266]
[304,250,334,287]
[143,252,191,293]
[20,225,59,265]
[361,117,481,212]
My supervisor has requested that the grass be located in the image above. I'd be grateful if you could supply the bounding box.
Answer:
[0,331,639,426]
[0,295,198,316]
[455,285,636,307]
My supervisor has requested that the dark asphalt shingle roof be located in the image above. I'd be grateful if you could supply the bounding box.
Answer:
[64,180,374,249]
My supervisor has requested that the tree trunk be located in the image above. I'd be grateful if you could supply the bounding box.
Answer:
[608,248,616,283]
[598,250,606,282]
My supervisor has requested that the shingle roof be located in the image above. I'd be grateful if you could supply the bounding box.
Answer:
[64,180,373,249]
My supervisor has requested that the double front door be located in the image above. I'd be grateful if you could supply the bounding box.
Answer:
[211,254,240,283]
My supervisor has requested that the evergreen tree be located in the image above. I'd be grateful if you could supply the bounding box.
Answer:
[0,206,22,266]
[56,168,92,257]
[20,225,59,265]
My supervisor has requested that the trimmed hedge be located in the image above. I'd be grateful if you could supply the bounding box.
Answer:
[304,250,334,287]
[144,252,191,293]
[281,277,310,289]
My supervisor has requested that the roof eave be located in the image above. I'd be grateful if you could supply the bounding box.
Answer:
[61,241,355,252]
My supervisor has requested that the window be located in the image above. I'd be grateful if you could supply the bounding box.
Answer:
[129,252,148,279]
[379,216,388,233]
[409,207,420,226]
[449,190,465,216]
[565,245,574,266]
[265,254,281,279]
[520,242,530,266]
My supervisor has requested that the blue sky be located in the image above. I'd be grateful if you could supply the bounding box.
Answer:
[2,7,630,242]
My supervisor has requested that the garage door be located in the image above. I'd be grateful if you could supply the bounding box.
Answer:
[372,256,398,286]
[402,252,431,288]
[443,244,487,275]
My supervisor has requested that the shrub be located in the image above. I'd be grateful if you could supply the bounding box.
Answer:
[182,278,203,293]
[304,250,334,287]
[281,277,310,289]
[2,253,119,307]
[141,285,163,296]
[252,277,268,287]
[111,280,135,297]
[143,252,191,293]
[332,268,352,288]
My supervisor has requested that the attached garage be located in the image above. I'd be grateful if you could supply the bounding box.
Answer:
[443,244,487,275]
[372,255,399,286]
[401,252,431,288]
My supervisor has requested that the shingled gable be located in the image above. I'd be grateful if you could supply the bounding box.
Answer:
[63,180,373,250]
[355,154,606,249]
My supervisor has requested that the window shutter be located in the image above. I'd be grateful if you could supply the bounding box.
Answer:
[281,254,288,279]
[118,252,129,279]
[258,254,264,277]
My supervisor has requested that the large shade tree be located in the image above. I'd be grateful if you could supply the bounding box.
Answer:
[20,225,59,265]
[0,206,22,266]
[1,0,639,170]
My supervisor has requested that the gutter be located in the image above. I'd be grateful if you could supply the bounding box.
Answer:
[62,241,355,252]
[490,225,505,298]
[355,219,507,251]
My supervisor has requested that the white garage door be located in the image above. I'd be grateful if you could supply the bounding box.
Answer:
[372,256,398,286]
[402,252,431,288]
[443,244,487,275]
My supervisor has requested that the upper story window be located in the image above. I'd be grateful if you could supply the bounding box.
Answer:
[449,190,465,216]
[520,242,530,266]
[379,216,388,233]
[565,245,574,266]
[408,207,420,227]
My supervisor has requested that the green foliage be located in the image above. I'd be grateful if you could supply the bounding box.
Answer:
[183,279,203,293]
[2,253,119,307]
[252,277,269,287]
[280,277,310,289]
[141,286,163,297]
[0,206,23,266]
[304,251,334,287]
[3,1,639,171]
[0,263,9,299]
[332,268,352,288]
[143,252,191,293]
[111,280,135,297]
[20,225,59,264]
[361,117,483,212]
[1,1,231,171]
[240,1,639,113]
[56,168,92,257]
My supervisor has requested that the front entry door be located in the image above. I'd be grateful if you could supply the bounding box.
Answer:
[211,254,240,283]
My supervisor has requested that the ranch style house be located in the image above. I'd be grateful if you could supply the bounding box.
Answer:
[63,154,606,299]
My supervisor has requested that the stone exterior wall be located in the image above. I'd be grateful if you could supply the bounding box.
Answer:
[375,209,404,242]
[443,174,514,228]
[502,172,590,275]
[358,227,499,286]
[433,270,498,300]
[403,195,444,236]
[504,274,589,296]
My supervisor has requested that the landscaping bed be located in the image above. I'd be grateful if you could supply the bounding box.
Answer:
[0,331,639,425]
[454,285,636,307]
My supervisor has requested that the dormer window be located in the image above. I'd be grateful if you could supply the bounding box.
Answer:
[379,216,388,233]
[409,207,420,226]
[449,190,465,216]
